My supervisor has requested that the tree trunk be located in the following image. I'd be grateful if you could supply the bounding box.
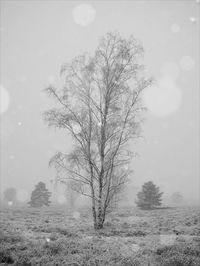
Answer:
[90,183,97,229]
[92,204,97,229]
[96,204,105,229]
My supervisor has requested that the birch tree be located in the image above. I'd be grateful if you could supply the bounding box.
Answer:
[43,32,152,229]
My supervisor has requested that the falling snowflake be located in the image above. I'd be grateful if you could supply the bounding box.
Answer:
[73,124,81,134]
[18,122,22,126]
[73,4,96,26]
[189,17,196,23]
[46,238,50,242]
[8,201,13,206]
[9,155,15,160]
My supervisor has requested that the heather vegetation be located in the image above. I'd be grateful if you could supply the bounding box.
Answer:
[0,206,199,266]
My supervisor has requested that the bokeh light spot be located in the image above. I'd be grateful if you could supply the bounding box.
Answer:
[73,4,96,26]
[0,85,10,115]
[142,77,182,117]
[180,56,195,71]
[189,17,196,23]
[8,201,13,206]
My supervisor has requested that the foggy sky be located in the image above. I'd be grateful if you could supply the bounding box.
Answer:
[0,1,199,203]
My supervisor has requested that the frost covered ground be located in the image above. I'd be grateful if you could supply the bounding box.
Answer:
[0,206,200,266]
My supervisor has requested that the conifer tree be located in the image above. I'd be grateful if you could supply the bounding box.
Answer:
[28,182,51,207]
[136,181,163,209]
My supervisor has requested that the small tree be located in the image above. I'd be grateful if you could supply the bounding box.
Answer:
[28,182,51,207]
[3,187,17,205]
[136,181,163,209]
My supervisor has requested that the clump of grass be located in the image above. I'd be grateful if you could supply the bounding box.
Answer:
[104,221,113,227]
[0,230,23,244]
[55,227,77,237]
[155,242,200,266]
[160,254,200,266]
[0,248,15,264]
[125,230,146,237]
[44,241,64,255]
[121,222,132,228]
[117,212,130,217]
[49,232,59,241]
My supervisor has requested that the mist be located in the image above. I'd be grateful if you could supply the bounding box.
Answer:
[0,1,199,206]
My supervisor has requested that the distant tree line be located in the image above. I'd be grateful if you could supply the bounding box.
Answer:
[3,182,52,208]
[3,180,183,211]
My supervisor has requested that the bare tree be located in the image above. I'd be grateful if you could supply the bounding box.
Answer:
[43,32,152,229]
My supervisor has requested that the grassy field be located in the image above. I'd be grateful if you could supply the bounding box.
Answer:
[0,205,200,266]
